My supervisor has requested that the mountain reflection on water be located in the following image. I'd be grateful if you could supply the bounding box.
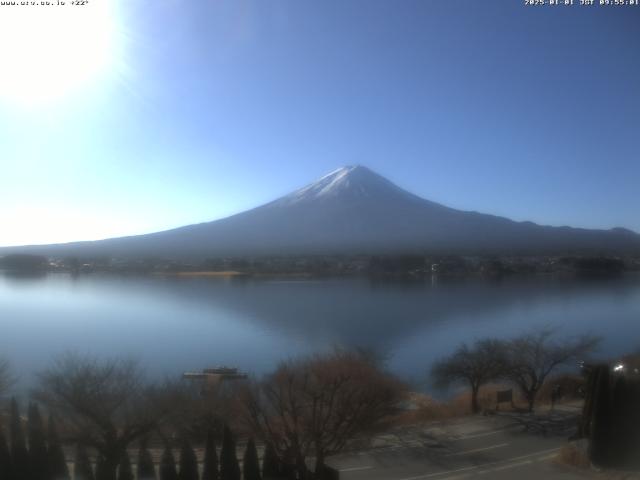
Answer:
[1,272,639,391]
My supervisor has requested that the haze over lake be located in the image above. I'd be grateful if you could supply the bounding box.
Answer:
[2,273,639,391]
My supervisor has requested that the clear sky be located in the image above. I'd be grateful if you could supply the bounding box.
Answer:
[0,0,638,247]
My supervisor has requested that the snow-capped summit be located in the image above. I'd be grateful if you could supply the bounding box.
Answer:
[275,165,419,206]
[3,166,639,258]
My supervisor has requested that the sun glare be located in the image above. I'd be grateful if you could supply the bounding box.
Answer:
[0,0,117,106]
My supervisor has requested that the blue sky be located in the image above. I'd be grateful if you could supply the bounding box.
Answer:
[0,0,638,246]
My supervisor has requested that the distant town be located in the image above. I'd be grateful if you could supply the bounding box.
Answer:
[1,252,638,278]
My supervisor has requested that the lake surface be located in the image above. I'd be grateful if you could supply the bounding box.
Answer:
[1,272,639,391]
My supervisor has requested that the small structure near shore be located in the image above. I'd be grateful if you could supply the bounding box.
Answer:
[183,367,248,389]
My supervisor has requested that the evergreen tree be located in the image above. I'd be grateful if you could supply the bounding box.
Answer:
[201,430,219,480]
[74,444,95,480]
[47,415,70,480]
[219,426,240,480]
[0,429,12,480]
[10,398,30,480]
[261,443,280,480]
[159,445,178,480]
[28,403,49,480]
[178,439,198,480]
[137,439,157,480]
[95,454,110,480]
[242,439,261,480]
[589,365,613,467]
[117,450,134,480]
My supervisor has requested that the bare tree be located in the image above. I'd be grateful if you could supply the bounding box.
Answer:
[157,378,242,443]
[431,339,508,413]
[505,329,599,412]
[242,349,406,479]
[34,353,175,480]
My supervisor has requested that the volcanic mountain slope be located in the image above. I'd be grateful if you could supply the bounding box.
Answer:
[3,165,640,258]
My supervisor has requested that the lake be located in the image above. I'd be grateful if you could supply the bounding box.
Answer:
[1,272,639,392]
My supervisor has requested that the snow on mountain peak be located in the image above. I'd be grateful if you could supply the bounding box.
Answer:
[274,165,415,206]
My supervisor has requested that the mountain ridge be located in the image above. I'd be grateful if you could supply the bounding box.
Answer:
[2,165,639,259]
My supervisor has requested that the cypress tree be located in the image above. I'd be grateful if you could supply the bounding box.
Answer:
[589,366,612,467]
[201,430,219,480]
[74,444,95,480]
[10,398,30,480]
[95,455,110,480]
[261,443,280,480]
[159,445,178,480]
[117,450,134,480]
[47,415,70,480]
[219,426,240,480]
[28,403,49,480]
[242,439,261,480]
[137,439,156,480]
[0,429,12,480]
[178,439,198,480]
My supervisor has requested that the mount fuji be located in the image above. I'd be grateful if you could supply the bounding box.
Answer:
[3,166,640,258]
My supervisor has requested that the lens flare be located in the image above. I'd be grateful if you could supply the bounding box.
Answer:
[0,0,118,106]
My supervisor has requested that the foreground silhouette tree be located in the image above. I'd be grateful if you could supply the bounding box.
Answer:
[261,443,280,480]
[117,450,134,480]
[431,339,508,414]
[505,330,600,412]
[47,415,71,480]
[219,426,240,480]
[96,455,111,480]
[10,398,30,480]
[0,429,12,480]
[159,445,178,480]
[178,439,198,480]
[28,403,50,480]
[243,349,405,476]
[137,438,157,480]
[243,439,261,480]
[201,430,219,480]
[35,354,174,480]
[74,444,95,480]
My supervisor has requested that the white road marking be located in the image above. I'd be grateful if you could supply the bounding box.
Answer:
[441,461,535,480]
[444,443,509,456]
[339,466,374,472]
[449,427,516,441]
[441,453,560,479]
[478,459,532,473]
[396,447,560,480]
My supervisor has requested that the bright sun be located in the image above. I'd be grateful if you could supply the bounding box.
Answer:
[0,0,117,106]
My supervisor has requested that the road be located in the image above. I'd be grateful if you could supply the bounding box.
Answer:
[328,411,589,479]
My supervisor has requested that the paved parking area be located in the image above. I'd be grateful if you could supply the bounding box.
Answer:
[329,411,590,479]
